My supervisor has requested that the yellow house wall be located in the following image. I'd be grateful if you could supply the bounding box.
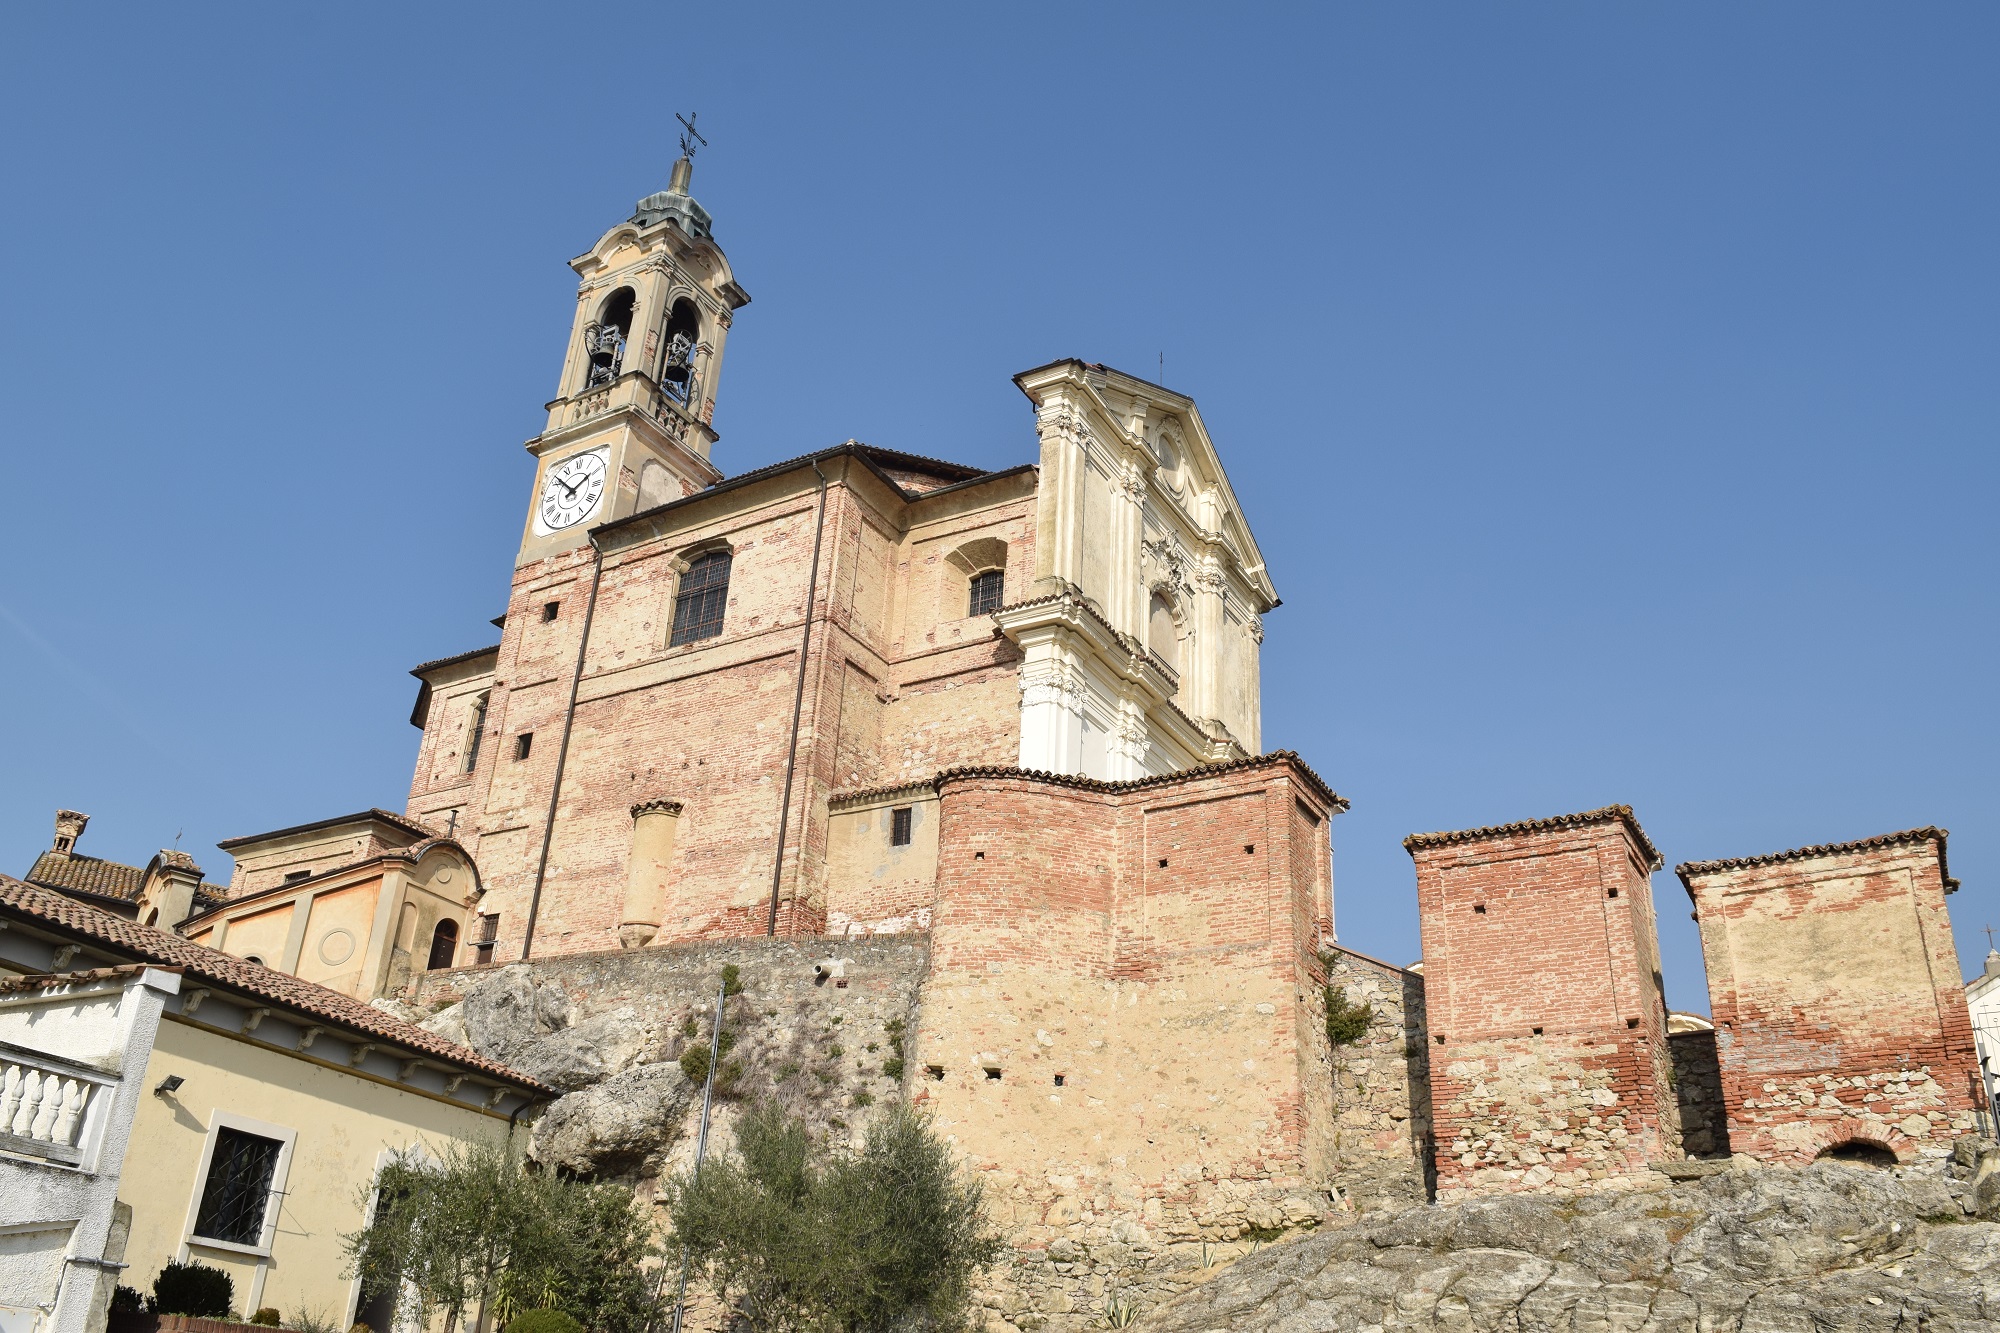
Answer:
[121,1016,524,1324]
[296,880,385,996]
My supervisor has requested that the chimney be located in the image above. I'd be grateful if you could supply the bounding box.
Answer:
[51,810,89,857]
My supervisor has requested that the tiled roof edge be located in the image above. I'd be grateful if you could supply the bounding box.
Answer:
[0,875,549,1092]
[828,779,940,810]
[218,807,439,852]
[934,750,1345,811]
[410,644,502,678]
[1403,805,1663,871]
[1675,827,1949,882]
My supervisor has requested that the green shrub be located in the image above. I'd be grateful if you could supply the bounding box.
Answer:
[505,1313,582,1333]
[252,1308,282,1326]
[853,1090,874,1107]
[680,1044,712,1085]
[109,1286,144,1314]
[151,1260,234,1318]
[881,1057,906,1082]
[720,964,743,997]
[1323,986,1371,1048]
[667,1101,1001,1332]
[827,1044,843,1059]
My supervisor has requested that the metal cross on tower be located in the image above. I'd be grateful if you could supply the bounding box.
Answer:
[1984,922,1996,951]
[676,111,708,160]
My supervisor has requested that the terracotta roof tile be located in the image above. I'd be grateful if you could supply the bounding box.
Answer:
[0,874,549,1092]
[1675,827,1953,888]
[1403,805,1664,871]
[410,644,502,678]
[0,964,173,995]
[26,851,145,901]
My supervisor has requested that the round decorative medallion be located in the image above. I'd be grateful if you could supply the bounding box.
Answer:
[437,869,453,885]
[317,928,356,966]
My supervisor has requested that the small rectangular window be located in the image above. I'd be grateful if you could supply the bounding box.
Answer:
[192,1126,283,1246]
[541,600,560,622]
[514,733,533,761]
[890,807,913,847]
[968,569,1005,617]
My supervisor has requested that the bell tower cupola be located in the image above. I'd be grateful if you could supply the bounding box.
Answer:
[519,113,751,564]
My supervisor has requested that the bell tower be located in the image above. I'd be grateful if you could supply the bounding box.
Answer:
[519,123,751,564]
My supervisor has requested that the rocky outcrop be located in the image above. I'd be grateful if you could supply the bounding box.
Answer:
[404,942,931,1181]
[1131,1153,1999,1332]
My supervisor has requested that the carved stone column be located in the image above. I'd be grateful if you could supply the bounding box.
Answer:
[1191,554,1228,728]
[619,799,684,948]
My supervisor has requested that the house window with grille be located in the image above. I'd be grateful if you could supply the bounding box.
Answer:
[968,569,1004,617]
[669,551,732,646]
[890,806,913,847]
[472,913,500,964]
[192,1127,284,1247]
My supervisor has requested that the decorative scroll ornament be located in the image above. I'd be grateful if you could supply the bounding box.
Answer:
[1019,660,1087,711]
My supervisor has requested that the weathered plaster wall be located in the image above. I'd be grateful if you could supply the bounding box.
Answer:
[1679,831,1985,1163]
[1411,809,1681,1200]
[911,756,1345,1328]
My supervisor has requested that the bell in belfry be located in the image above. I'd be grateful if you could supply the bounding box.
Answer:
[584,321,626,387]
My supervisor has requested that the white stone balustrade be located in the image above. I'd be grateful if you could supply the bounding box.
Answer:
[0,1043,111,1167]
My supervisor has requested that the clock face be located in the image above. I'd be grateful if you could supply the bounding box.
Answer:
[538,451,608,532]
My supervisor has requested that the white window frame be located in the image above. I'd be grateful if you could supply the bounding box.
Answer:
[179,1110,298,1259]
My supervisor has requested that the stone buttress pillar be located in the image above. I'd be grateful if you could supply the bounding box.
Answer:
[620,799,683,948]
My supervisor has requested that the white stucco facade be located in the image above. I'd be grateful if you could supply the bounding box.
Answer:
[0,967,180,1333]
[1968,950,2000,1118]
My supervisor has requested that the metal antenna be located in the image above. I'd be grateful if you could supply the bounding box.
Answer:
[676,111,708,160]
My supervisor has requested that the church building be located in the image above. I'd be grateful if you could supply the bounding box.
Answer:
[398,153,1281,962]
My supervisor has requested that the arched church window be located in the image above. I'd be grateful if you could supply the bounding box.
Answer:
[1148,592,1179,672]
[968,569,1004,617]
[583,287,636,388]
[659,298,701,406]
[427,918,460,971]
[669,550,732,646]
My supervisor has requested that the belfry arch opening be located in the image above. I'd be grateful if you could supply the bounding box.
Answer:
[584,287,636,388]
[660,298,701,405]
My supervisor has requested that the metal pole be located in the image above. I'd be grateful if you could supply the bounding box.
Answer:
[668,972,729,1333]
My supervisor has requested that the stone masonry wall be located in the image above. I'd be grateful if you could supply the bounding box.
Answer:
[1320,946,1433,1207]
[912,755,1346,1331]
[1669,1029,1731,1158]
[1410,808,1682,1201]
[1679,830,1986,1164]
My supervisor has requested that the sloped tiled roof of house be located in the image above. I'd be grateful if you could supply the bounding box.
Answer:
[0,874,550,1092]
[25,850,147,901]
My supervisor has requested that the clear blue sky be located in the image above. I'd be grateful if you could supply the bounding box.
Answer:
[3,6,1995,1010]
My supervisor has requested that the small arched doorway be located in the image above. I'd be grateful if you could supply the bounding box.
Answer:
[426,918,460,971]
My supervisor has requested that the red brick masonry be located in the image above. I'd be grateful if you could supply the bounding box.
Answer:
[1679,829,1985,1163]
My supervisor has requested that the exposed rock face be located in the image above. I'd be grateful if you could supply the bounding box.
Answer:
[1133,1157,2000,1333]
[531,1062,695,1177]
[406,942,931,1181]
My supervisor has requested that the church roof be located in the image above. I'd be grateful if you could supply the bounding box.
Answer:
[595,441,1023,541]
[0,873,550,1093]
[927,749,1345,812]
[1403,805,1664,871]
[217,807,437,851]
[410,643,501,679]
[1675,827,1954,889]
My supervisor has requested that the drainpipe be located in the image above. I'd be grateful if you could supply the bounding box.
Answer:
[766,460,830,935]
[522,534,606,959]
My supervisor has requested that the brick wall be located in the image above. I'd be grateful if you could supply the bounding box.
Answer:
[404,457,1035,961]
[1678,829,1985,1164]
[911,754,1349,1322]
[1409,806,1680,1200]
